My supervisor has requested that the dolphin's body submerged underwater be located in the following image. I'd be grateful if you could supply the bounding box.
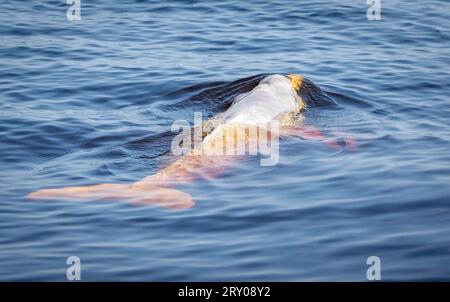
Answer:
[29,74,354,209]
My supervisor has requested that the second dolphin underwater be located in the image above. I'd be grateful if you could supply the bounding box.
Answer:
[29,74,355,209]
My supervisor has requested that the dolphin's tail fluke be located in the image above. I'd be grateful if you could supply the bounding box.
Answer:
[27,183,194,209]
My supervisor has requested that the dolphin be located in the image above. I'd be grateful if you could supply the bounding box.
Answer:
[28,74,354,209]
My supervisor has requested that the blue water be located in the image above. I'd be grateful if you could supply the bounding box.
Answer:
[1,0,450,281]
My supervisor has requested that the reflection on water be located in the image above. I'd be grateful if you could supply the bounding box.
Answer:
[0,0,449,280]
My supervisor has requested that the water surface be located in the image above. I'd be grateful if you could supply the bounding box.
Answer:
[1,0,450,280]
